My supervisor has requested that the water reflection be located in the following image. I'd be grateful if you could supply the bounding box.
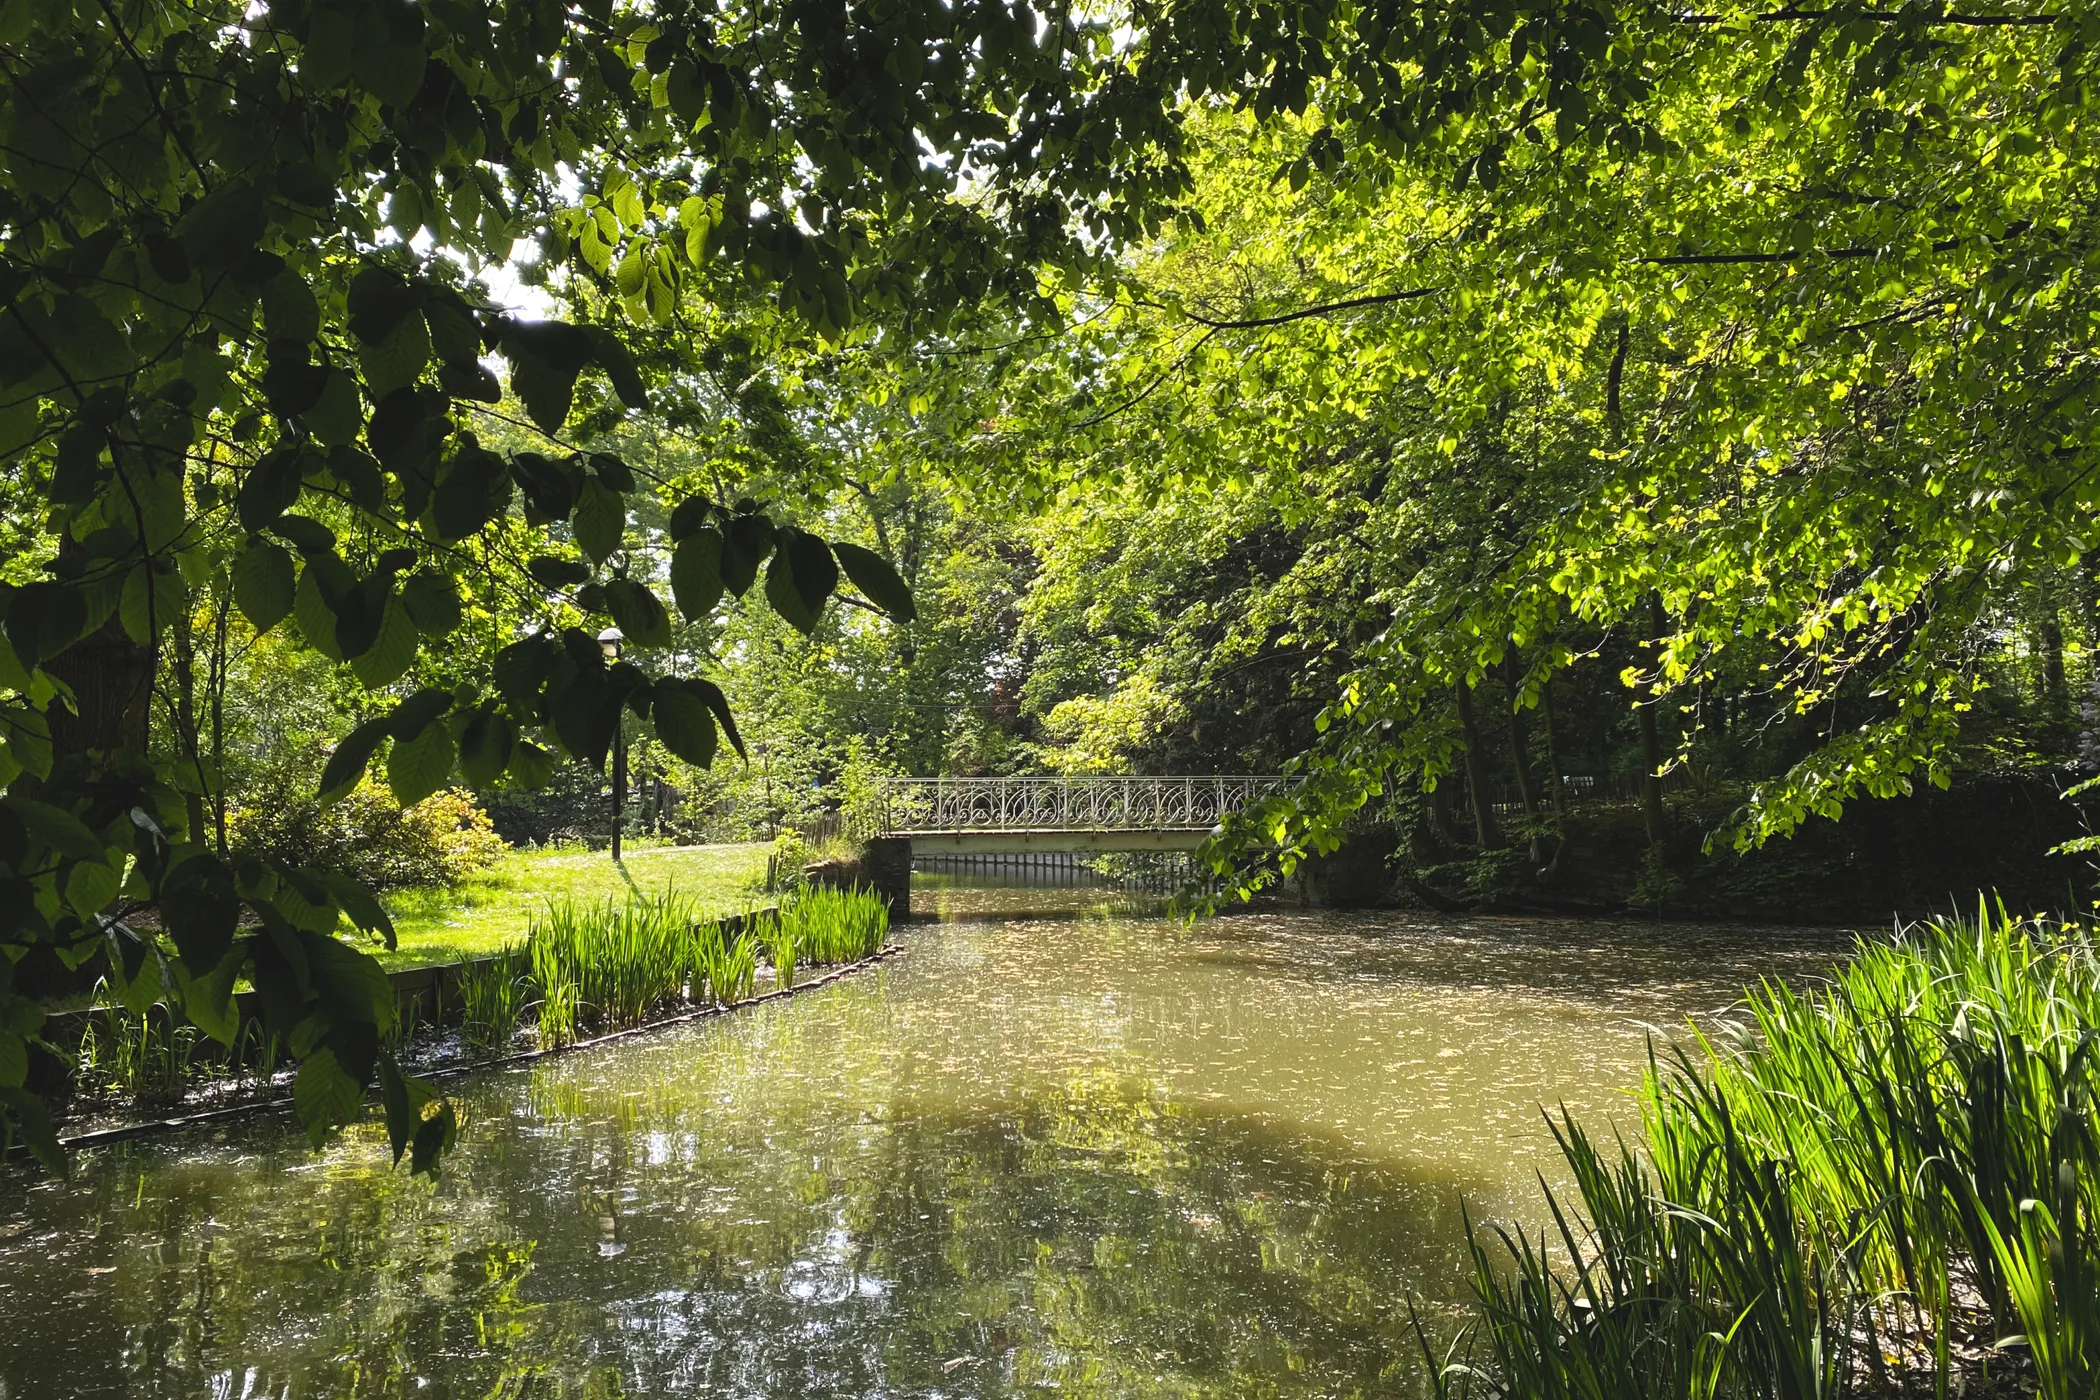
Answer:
[0,906,1849,1398]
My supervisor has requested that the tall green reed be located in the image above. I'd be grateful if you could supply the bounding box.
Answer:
[1431,904,2100,1400]
[777,886,889,964]
[524,890,766,1041]
[459,944,531,1052]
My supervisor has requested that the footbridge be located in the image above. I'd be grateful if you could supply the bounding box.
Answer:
[874,775,1292,854]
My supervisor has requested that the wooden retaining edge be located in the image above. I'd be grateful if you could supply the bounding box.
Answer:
[52,941,904,1152]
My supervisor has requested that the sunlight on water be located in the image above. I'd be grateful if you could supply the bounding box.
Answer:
[0,902,1848,1398]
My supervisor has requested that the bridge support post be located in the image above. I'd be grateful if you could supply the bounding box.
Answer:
[860,836,912,920]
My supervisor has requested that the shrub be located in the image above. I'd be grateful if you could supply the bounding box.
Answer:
[230,777,507,889]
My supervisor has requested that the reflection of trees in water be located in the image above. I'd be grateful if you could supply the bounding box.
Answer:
[1,1070,1481,1398]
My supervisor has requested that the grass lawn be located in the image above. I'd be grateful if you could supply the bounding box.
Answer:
[372,843,772,972]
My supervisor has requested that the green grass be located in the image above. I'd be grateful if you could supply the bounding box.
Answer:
[371,843,769,972]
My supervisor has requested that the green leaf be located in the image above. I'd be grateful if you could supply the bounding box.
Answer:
[832,541,916,622]
[7,797,105,861]
[764,529,837,635]
[293,1047,365,1149]
[458,706,516,787]
[671,528,725,619]
[318,716,390,803]
[378,1053,424,1164]
[668,494,713,541]
[604,578,672,648]
[119,562,186,646]
[161,853,241,977]
[0,1087,65,1175]
[358,310,432,399]
[294,562,343,660]
[410,1098,457,1176]
[686,676,745,760]
[401,572,461,636]
[573,477,625,563]
[651,679,718,766]
[507,739,556,787]
[583,326,649,409]
[301,371,365,446]
[499,320,591,433]
[64,858,119,916]
[0,1030,26,1089]
[350,593,419,689]
[667,57,708,127]
[721,514,774,597]
[238,447,306,532]
[318,873,396,949]
[261,271,321,344]
[387,720,456,808]
[385,687,455,740]
[347,266,419,345]
[351,0,426,109]
[233,540,297,634]
[175,944,246,1047]
[0,704,52,781]
[527,554,591,589]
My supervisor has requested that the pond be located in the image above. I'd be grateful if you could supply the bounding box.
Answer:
[0,896,1851,1398]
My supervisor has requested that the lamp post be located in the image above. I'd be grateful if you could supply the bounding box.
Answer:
[598,627,625,862]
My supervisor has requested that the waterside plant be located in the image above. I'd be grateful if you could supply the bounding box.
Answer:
[1428,906,2100,1399]
[776,886,891,965]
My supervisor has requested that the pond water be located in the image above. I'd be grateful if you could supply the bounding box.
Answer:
[0,896,1851,1399]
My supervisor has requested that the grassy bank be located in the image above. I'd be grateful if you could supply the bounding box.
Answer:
[1431,907,2098,1398]
[375,843,770,971]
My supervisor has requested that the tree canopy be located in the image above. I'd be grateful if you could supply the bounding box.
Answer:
[4,0,2096,1166]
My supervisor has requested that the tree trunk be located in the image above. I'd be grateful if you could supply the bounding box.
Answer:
[46,615,155,769]
[1453,680,1506,850]
[209,588,230,855]
[169,595,208,847]
[1504,668,1542,818]
[2042,613,2068,715]
[1636,594,1668,849]
[1541,680,1569,817]
[1427,773,1463,848]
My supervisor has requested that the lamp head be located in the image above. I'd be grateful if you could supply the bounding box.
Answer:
[597,626,624,661]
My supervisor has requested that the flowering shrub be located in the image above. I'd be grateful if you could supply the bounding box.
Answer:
[230,778,507,890]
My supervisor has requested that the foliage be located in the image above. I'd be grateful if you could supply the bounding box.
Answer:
[230,779,506,890]
[1433,908,2100,1398]
[525,889,763,1036]
[775,886,888,965]
[9,0,2100,1177]
[457,944,531,1054]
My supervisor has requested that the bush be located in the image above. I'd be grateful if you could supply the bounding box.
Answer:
[230,777,508,889]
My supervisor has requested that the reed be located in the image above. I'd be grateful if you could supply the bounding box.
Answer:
[777,886,889,965]
[76,986,211,1108]
[459,944,532,1053]
[760,915,797,988]
[689,922,757,1005]
[1431,904,2100,1399]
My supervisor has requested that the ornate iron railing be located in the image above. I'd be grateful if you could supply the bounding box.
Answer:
[875,776,1293,835]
